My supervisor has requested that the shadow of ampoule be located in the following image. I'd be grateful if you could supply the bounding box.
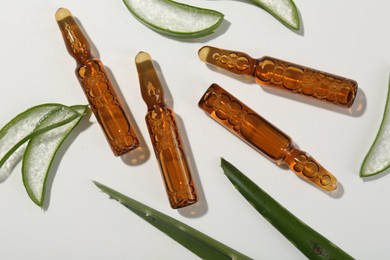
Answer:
[175,114,208,218]
[262,84,366,117]
[103,67,150,166]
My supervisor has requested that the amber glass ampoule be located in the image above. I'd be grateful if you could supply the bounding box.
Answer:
[199,83,337,191]
[198,46,358,108]
[55,8,139,156]
[135,51,197,208]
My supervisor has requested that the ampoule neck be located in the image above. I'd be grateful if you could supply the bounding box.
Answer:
[147,103,166,112]
[283,145,301,165]
[56,8,92,64]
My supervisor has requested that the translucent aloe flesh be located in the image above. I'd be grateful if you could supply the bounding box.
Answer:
[220,158,353,259]
[361,83,390,177]
[123,0,224,37]
[0,104,79,168]
[0,103,87,206]
[23,105,87,206]
[245,0,300,30]
[94,181,252,260]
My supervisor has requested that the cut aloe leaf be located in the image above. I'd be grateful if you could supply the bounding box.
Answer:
[0,142,26,182]
[94,181,252,260]
[0,104,79,169]
[22,105,88,207]
[220,158,353,259]
[244,0,300,31]
[361,83,390,177]
[122,0,224,38]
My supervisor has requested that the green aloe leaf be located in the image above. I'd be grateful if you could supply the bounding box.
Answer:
[0,104,81,169]
[360,81,390,177]
[22,105,88,207]
[244,0,300,31]
[220,158,353,259]
[94,181,252,260]
[122,0,224,38]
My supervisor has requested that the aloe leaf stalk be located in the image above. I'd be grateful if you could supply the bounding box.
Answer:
[220,158,353,260]
[94,181,252,260]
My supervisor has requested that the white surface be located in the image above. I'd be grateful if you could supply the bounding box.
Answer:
[0,1,389,259]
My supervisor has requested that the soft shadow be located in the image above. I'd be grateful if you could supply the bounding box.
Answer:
[42,109,93,210]
[74,17,100,58]
[176,114,208,218]
[262,84,366,117]
[362,168,390,182]
[294,2,305,36]
[328,181,344,198]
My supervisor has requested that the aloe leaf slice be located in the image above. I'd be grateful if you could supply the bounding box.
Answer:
[361,83,390,177]
[0,104,76,169]
[122,0,224,38]
[22,105,88,207]
[94,181,252,260]
[244,0,300,31]
[220,158,353,259]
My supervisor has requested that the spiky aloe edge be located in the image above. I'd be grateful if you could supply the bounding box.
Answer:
[220,158,353,259]
[94,181,252,260]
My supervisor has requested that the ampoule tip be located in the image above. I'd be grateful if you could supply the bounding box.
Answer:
[135,51,152,64]
[55,8,72,21]
[198,46,210,62]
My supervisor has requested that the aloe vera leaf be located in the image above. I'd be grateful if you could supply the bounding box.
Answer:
[360,82,390,177]
[22,105,88,207]
[243,0,300,31]
[122,0,224,38]
[220,158,353,260]
[0,104,79,169]
[94,181,252,260]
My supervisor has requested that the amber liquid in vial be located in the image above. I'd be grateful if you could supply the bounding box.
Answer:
[198,46,358,108]
[55,8,139,156]
[199,83,337,191]
[135,51,197,208]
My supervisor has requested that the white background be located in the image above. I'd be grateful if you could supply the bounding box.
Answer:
[0,0,389,259]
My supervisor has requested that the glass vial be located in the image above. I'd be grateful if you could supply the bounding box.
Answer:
[199,83,338,191]
[136,51,198,208]
[55,8,139,156]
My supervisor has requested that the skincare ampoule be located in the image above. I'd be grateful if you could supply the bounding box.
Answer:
[199,83,338,191]
[199,46,358,108]
[56,8,139,156]
[136,51,198,208]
